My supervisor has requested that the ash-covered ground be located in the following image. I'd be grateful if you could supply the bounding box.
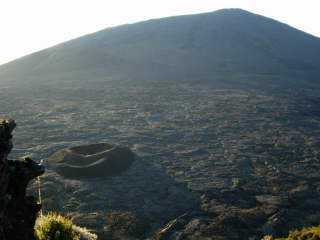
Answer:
[2,80,320,239]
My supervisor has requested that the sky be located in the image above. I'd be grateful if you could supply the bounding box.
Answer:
[0,0,320,65]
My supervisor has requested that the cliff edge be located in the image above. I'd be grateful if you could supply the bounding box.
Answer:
[0,119,44,240]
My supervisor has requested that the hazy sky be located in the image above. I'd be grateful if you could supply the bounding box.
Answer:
[1,0,319,65]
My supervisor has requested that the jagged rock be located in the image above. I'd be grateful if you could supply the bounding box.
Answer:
[255,195,289,207]
[260,210,289,236]
[102,211,150,239]
[48,143,135,178]
[288,184,311,202]
[154,213,190,239]
[0,119,44,240]
[152,212,216,240]
[8,157,44,198]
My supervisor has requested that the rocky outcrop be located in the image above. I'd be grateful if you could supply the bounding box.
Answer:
[0,119,44,240]
[152,212,215,240]
[48,143,135,178]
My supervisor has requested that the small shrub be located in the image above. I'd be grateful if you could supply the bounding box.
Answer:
[35,212,97,240]
[263,225,320,240]
[231,177,241,188]
[285,225,320,240]
[35,212,79,240]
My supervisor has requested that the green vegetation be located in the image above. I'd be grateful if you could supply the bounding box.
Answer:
[263,225,320,240]
[34,212,97,240]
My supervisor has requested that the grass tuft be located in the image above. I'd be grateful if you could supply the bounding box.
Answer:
[262,225,320,240]
[35,212,97,240]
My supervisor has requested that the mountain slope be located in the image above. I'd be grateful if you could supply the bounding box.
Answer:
[1,9,320,86]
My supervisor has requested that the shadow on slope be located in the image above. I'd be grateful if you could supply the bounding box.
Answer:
[31,151,200,237]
